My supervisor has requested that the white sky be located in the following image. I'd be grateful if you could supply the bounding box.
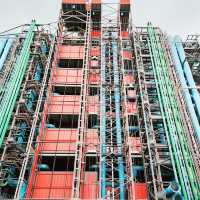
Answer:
[134,0,200,38]
[0,0,199,38]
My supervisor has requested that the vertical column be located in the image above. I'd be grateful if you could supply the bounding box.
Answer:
[112,41,125,200]
[100,2,126,199]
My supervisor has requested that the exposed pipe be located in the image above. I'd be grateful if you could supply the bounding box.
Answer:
[16,122,27,145]
[0,20,36,147]
[34,63,43,82]
[100,43,107,199]
[158,182,182,199]
[174,36,200,122]
[0,38,8,57]
[169,37,200,144]
[0,38,13,71]
[0,165,27,199]
[112,41,125,200]
[25,89,37,111]
[148,24,199,198]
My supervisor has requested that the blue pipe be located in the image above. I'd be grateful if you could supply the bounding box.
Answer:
[5,166,27,199]
[129,126,139,133]
[169,38,200,143]
[132,166,144,178]
[165,181,180,198]
[16,122,27,144]
[45,124,56,128]
[38,164,50,171]
[112,42,125,200]
[40,40,48,55]
[0,38,8,57]
[158,181,183,199]
[100,43,107,199]
[0,38,13,71]
[25,89,37,111]
[174,36,200,121]
[34,63,43,82]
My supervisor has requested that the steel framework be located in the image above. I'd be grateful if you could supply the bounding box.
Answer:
[0,0,199,199]
[0,22,52,199]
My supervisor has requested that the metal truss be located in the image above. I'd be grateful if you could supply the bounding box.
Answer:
[133,27,186,199]
[0,37,19,91]
[119,18,135,200]
[71,6,92,199]
[0,23,52,199]
[184,35,200,88]
[100,3,127,199]
[147,26,199,199]
[134,29,164,199]
[163,33,200,180]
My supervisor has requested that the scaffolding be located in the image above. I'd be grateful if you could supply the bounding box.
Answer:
[100,29,126,199]
[147,24,199,199]
[0,22,36,147]
[135,26,175,199]
[23,1,100,199]
[0,22,52,199]
[168,35,200,181]
[71,5,91,198]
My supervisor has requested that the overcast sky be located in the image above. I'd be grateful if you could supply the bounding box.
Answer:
[134,0,200,38]
[0,0,199,38]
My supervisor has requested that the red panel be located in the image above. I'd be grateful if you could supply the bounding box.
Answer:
[91,47,100,56]
[41,129,77,153]
[123,50,132,59]
[63,0,86,4]
[129,137,141,153]
[124,74,134,85]
[59,46,84,59]
[31,172,73,199]
[92,0,101,4]
[88,96,99,104]
[88,104,99,113]
[85,129,99,152]
[132,183,148,200]
[48,102,80,114]
[92,30,101,38]
[48,104,80,113]
[88,105,99,114]
[89,73,100,84]
[53,69,82,84]
[121,31,129,38]
[90,60,99,68]
[26,104,49,198]
[127,89,136,99]
[48,95,80,114]
[50,95,80,102]
[120,0,130,5]
[54,68,82,76]
[127,102,137,113]
[87,96,99,114]
[80,172,99,199]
